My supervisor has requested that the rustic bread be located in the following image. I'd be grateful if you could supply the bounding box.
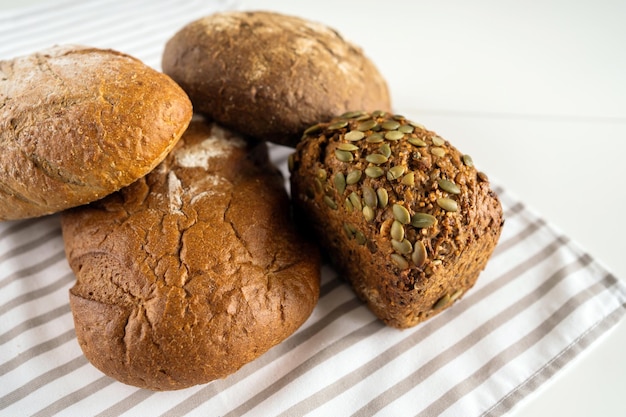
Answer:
[0,45,192,221]
[289,111,503,328]
[162,11,391,147]
[61,120,320,390]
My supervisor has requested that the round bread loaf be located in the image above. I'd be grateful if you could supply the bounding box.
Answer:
[162,11,391,147]
[61,120,320,390]
[289,111,503,328]
[0,45,192,221]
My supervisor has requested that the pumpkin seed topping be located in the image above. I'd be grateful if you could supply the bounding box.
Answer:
[349,192,362,211]
[346,169,362,185]
[437,197,458,212]
[398,124,414,134]
[362,205,375,222]
[328,120,348,130]
[387,165,405,180]
[411,213,437,228]
[366,133,384,143]
[334,172,346,194]
[335,149,354,162]
[323,195,338,210]
[362,185,378,208]
[355,230,367,245]
[390,220,405,241]
[392,239,413,255]
[303,123,323,136]
[392,204,411,224]
[380,143,392,158]
[401,172,415,186]
[432,136,445,146]
[385,130,404,141]
[365,166,384,178]
[337,143,359,151]
[408,138,427,147]
[345,130,365,141]
[344,197,354,212]
[381,120,400,130]
[391,254,409,269]
[357,120,378,131]
[438,179,461,194]
[433,293,451,310]
[431,147,446,157]
[376,188,389,208]
[366,154,389,165]
[412,240,427,266]
[339,110,366,119]
[462,154,474,167]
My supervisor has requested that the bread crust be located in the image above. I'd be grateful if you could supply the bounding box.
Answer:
[0,45,192,220]
[162,11,390,147]
[61,120,320,390]
[290,112,503,328]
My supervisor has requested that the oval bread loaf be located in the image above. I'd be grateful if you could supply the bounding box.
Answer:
[61,120,320,390]
[162,11,391,147]
[0,45,193,221]
[289,111,503,328]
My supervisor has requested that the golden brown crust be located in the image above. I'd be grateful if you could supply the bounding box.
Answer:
[0,45,193,221]
[162,11,391,147]
[61,120,320,390]
[289,111,503,328]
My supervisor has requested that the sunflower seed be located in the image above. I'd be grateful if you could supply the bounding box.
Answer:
[344,197,354,212]
[392,204,411,224]
[437,197,458,212]
[450,289,464,301]
[438,179,460,194]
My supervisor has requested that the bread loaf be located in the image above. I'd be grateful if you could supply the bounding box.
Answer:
[0,45,192,221]
[162,11,391,147]
[61,119,320,390]
[289,111,503,328]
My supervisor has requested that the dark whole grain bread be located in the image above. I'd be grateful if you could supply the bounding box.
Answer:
[161,11,391,147]
[0,45,192,221]
[61,120,320,390]
[289,111,503,328]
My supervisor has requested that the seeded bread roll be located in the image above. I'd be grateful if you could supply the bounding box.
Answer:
[0,45,192,221]
[61,120,320,390]
[289,111,503,328]
[162,11,391,147]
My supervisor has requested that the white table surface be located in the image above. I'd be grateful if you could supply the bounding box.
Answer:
[1,0,624,416]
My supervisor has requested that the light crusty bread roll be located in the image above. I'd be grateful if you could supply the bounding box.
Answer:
[162,11,391,147]
[61,120,320,390]
[289,111,503,328]
[0,45,192,221]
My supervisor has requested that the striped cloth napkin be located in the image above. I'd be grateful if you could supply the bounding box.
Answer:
[1,1,625,416]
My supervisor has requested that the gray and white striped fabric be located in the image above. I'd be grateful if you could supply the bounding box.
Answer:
[1,1,625,416]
